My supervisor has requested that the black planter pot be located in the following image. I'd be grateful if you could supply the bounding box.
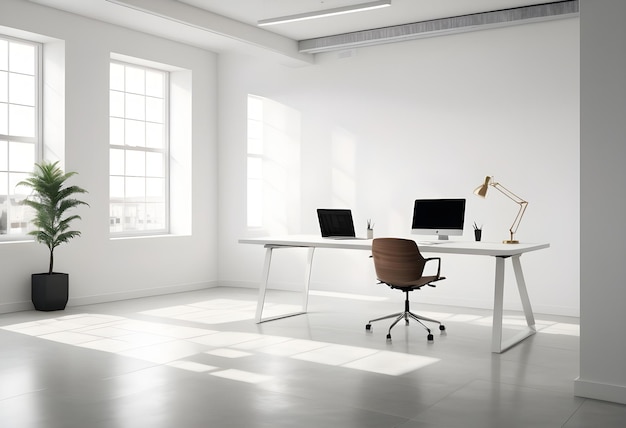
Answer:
[32,273,69,311]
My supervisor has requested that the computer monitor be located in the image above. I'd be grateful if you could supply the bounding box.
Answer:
[411,198,466,240]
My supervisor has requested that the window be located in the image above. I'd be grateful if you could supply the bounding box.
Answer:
[109,61,169,235]
[0,35,41,239]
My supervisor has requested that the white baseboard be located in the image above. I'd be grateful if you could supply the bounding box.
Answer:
[67,281,218,307]
[0,301,34,314]
[0,281,218,315]
[575,378,626,405]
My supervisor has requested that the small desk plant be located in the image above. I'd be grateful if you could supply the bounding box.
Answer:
[18,161,88,311]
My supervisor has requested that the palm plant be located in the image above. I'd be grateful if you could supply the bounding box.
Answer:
[18,161,88,274]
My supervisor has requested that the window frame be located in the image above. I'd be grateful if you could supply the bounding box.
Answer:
[109,59,170,237]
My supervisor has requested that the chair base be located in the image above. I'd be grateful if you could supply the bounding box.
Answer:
[366,291,445,341]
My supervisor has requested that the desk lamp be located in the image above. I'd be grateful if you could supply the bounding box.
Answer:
[474,176,528,244]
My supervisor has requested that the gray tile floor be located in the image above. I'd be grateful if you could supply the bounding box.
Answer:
[0,287,623,428]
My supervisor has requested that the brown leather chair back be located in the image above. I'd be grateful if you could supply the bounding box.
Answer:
[372,238,426,286]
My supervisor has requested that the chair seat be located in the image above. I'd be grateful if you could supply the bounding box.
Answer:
[387,275,445,290]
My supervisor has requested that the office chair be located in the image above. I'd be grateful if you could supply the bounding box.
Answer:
[366,238,446,341]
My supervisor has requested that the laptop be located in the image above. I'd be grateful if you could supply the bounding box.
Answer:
[317,209,363,239]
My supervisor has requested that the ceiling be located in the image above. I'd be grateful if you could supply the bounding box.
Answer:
[176,0,550,40]
[27,0,562,63]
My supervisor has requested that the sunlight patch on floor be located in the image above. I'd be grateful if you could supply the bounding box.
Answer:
[1,311,442,379]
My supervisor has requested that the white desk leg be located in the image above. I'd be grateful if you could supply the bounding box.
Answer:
[301,247,315,312]
[255,245,315,324]
[492,255,537,353]
[255,246,274,323]
[512,254,537,332]
[492,257,506,353]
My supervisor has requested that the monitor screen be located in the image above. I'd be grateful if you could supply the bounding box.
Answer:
[411,198,466,240]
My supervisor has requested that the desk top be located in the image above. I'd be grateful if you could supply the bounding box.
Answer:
[238,235,550,257]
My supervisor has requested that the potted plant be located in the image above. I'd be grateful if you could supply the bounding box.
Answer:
[18,161,88,311]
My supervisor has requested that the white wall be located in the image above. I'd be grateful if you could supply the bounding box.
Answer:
[219,18,580,317]
[576,0,626,405]
[0,0,218,312]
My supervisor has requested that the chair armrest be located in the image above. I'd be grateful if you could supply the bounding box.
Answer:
[424,257,442,279]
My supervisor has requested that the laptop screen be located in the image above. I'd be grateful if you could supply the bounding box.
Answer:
[317,209,356,238]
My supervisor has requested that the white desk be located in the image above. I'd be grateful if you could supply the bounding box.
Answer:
[239,235,550,353]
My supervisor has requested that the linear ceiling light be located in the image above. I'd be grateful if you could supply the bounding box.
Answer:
[258,0,391,27]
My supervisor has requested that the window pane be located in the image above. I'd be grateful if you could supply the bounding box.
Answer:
[145,203,165,229]
[110,90,124,117]
[0,71,7,102]
[125,177,145,199]
[9,42,35,75]
[0,172,6,234]
[123,203,144,231]
[110,63,124,91]
[110,117,124,145]
[146,177,164,198]
[8,104,35,137]
[145,97,163,123]
[125,120,145,147]
[145,70,163,97]
[8,196,30,233]
[0,40,7,71]
[110,148,125,175]
[125,93,145,121]
[110,176,124,199]
[8,141,34,172]
[146,123,163,149]
[0,206,6,234]
[0,140,7,170]
[0,171,6,194]
[0,103,6,134]
[125,66,145,95]
[9,73,35,106]
[9,172,29,196]
[110,203,123,232]
[146,152,163,177]
[126,150,145,176]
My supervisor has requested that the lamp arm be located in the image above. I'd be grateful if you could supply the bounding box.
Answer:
[491,182,528,241]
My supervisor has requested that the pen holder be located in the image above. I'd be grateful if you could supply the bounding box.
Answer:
[474,229,482,242]
[367,229,374,239]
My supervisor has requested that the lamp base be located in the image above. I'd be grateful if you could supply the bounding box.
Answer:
[503,239,519,244]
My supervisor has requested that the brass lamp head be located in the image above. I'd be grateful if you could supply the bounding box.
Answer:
[474,176,491,198]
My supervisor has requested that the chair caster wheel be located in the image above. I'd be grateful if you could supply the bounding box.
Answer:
[427,334,434,341]
[386,334,392,341]
[365,324,372,331]
[439,325,446,331]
